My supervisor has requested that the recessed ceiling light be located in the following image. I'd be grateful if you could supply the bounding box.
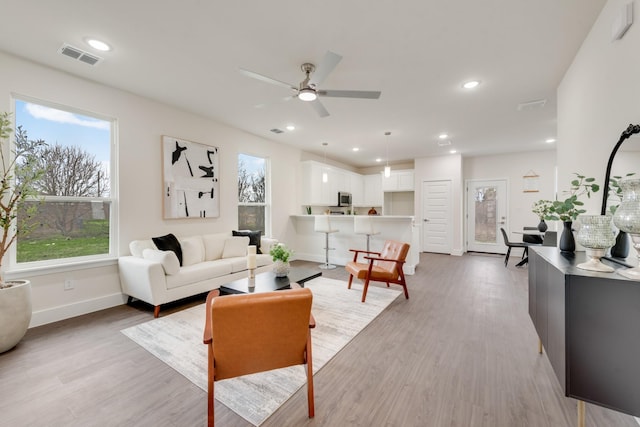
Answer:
[450,150,457,154]
[85,38,111,52]
[439,133,448,139]
[462,80,480,89]
[352,147,360,152]
[545,138,556,143]
[375,158,382,162]
[285,125,295,131]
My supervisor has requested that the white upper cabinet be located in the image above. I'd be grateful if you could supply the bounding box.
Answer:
[361,173,383,207]
[382,169,414,192]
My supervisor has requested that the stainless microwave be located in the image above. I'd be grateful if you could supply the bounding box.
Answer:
[338,192,352,207]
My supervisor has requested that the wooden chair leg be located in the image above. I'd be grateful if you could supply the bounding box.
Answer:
[306,332,315,418]
[362,278,371,302]
[153,305,161,318]
[347,274,354,289]
[208,345,215,427]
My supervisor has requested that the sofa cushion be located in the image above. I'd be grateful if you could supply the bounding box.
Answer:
[222,236,249,258]
[152,233,183,266]
[142,249,180,275]
[202,233,230,261]
[232,230,263,254]
[180,236,205,266]
[165,260,233,289]
[130,239,157,258]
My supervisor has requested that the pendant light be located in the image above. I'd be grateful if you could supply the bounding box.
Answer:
[322,142,328,183]
[384,131,391,178]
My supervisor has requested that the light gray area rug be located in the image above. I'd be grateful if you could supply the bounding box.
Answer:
[121,277,400,426]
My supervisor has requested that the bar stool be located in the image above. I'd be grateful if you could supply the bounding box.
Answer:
[354,216,380,252]
[314,215,339,269]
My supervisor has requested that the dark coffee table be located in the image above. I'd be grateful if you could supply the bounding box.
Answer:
[219,267,322,295]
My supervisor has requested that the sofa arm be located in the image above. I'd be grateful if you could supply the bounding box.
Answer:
[261,237,278,252]
[118,256,168,306]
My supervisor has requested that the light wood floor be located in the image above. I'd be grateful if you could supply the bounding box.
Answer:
[0,253,637,427]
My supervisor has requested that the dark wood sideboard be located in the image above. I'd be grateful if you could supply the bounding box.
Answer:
[528,246,640,422]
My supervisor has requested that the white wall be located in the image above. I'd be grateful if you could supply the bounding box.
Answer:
[558,0,640,216]
[463,150,557,235]
[0,51,302,326]
[558,0,640,266]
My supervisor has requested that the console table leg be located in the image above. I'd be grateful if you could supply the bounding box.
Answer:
[538,338,543,354]
[577,400,585,427]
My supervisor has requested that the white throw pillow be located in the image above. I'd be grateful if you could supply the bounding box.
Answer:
[202,233,229,261]
[180,236,205,266]
[142,249,180,275]
[222,236,249,258]
[130,239,157,258]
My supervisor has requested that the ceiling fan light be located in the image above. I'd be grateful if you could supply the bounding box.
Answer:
[298,88,317,102]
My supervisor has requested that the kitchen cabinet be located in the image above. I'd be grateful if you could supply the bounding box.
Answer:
[300,161,352,206]
[382,169,414,192]
[361,174,383,207]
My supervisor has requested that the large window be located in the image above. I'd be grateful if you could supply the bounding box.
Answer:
[13,98,114,266]
[237,153,269,235]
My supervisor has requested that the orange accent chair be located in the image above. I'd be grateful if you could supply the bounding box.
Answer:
[202,287,316,427]
[345,240,410,303]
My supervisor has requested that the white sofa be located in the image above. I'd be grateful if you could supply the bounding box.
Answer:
[118,232,277,317]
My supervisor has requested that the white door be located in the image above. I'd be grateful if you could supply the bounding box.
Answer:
[466,179,508,253]
[422,180,452,254]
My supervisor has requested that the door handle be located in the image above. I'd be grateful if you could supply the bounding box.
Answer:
[423,219,429,222]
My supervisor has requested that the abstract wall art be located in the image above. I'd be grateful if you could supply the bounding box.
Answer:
[162,135,220,219]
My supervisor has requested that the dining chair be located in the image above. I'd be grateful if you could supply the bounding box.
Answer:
[522,226,544,244]
[500,228,532,267]
[202,287,315,426]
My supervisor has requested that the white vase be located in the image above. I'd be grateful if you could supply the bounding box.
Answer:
[273,260,290,277]
[0,280,32,353]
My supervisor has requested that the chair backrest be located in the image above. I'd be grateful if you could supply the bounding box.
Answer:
[500,228,510,245]
[314,215,333,233]
[354,216,376,235]
[377,240,410,274]
[210,288,313,380]
[542,231,557,247]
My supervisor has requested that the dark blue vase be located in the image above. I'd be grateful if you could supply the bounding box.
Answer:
[559,221,575,252]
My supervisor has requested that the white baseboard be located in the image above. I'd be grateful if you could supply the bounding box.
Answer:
[451,249,464,256]
[30,293,127,327]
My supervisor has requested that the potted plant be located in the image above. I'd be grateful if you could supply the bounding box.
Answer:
[270,243,293,277]
[546,173,600,252]
[0,112,44,353]
[532,199,553,232]
[608,173,636,258]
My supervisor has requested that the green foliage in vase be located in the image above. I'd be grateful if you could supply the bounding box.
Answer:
[546,173,600,222]
[532,199,553,220]
[269,243,293,263]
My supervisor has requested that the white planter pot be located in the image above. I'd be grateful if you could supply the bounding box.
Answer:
[0,280,32,353]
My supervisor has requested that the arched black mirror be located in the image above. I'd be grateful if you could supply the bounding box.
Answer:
[600,123,640,215]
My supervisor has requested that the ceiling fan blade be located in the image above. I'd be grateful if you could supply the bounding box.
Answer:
[319,89,381,99]
[309,51,342,86]
[309,99,330,118]
[238,68,297,91]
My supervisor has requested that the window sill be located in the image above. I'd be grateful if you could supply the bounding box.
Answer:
[5,257,118,280]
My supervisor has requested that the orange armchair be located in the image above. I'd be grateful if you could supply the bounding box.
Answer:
[345,240,410,302]
[202,287,315,426]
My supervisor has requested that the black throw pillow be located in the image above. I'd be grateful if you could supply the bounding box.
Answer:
[152,233,183,266]
[232,230,262,254]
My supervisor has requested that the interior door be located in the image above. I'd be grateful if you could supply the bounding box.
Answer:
[422,180,452,254]
[466,179,508,253]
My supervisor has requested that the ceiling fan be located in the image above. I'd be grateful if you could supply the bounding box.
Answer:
[239,51,381,118]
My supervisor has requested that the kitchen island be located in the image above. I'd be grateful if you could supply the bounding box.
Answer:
[289,215,419,274]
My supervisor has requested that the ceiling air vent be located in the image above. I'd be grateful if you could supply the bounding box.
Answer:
[58,44,103,66]
[517,99,547,111]
[270,128,284,134]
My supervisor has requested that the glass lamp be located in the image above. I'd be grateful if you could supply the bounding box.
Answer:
[613,178,640,279]
[576,215,616,272]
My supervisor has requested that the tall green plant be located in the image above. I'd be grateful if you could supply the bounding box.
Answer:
[545,173,600,222]
[0,112,45,286]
